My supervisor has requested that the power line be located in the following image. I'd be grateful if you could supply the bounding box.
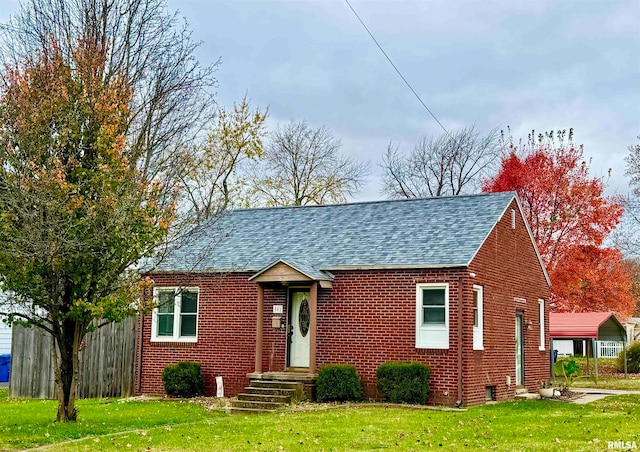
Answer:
[343,0,453,140]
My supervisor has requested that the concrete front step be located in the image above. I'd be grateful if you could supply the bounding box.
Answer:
[245,387,295,397]
[228,380,305,414]
[250,380,304,402]
[237,393,291,403]
[250,380,303,390]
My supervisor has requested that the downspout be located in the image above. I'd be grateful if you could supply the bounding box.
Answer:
[456,275,464,408]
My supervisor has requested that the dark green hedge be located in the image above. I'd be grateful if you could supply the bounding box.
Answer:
[618,342,640,374]
[316,364,363,402]
[162,361,204,398]
[376,361,431,404]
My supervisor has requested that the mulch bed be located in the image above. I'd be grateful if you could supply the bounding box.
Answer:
[553,389,584,402]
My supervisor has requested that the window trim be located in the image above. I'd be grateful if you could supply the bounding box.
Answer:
[151,287,199,343]
[538,298,545,350]
[415,283,449,349]
[473,285,484,350]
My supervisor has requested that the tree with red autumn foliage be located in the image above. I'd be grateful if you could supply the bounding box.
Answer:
[482,129,635,317]
[552,246,636,316]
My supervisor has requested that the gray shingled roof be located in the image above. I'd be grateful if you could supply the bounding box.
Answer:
[155,192,516,273]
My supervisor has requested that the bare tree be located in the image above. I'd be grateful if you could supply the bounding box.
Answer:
[615,136,640,258]
[381,126,500,198]
[253,121,368,206]
[626,136,640,196]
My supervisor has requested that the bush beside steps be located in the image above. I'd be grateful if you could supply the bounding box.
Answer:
[316,364,363,402]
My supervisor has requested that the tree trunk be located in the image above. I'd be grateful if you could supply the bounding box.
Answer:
[53,319,85,422]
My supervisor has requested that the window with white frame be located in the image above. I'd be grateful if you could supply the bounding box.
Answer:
[538,298,545,350]
[415,283,449,349]
[152,287,199,342]
[473,285,484,350]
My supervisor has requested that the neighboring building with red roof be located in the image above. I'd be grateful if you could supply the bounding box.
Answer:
[550,312,627,375]
[550,312,626,341]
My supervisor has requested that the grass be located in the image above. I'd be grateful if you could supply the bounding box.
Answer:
[572,377,640,390]
[0,388,222,450]
[1,388,639,451]
[558,357,640,390]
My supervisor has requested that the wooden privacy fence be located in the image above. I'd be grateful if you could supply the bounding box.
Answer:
[9,317,137,399]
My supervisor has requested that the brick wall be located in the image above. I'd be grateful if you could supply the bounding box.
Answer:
[137,272,258,397]
[467,199,550,404]
[315,268,465,405]
[138,200,549,406]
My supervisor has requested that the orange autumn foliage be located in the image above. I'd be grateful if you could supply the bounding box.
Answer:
[482,131,635,318]
[552,246,636,318]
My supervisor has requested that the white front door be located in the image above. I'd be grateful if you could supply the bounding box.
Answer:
[289,291,310,368]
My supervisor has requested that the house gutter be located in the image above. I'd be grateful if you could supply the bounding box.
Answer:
[456,275,464,408]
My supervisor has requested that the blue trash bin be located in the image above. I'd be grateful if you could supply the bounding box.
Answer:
[0,354,10,383]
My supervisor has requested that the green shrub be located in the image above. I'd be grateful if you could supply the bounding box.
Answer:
[618,342,640,373]
[376,361,431,404]
[316,364,363,402]
[162,361,204,398]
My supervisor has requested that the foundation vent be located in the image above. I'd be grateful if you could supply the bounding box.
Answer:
[485,385,497,402]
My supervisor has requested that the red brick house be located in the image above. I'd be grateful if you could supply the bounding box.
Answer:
[136,192,550,406]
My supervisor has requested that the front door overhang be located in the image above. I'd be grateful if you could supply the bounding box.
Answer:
[248,259,333,288]
[249,260,332,376]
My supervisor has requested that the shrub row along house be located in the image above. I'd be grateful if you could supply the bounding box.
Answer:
[136,192,550,406]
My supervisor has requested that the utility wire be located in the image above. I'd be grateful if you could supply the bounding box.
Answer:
[344,0,453,141]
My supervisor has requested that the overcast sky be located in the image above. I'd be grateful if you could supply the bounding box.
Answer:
[1,0,639,201]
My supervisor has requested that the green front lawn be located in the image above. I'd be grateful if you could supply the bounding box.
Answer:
[572,377,640,391]
[1,388,638,451]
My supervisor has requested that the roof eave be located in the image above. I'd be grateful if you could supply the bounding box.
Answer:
[149,263,470,275]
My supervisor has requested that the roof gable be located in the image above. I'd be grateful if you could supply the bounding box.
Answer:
[469,195,551,287]
[156,192,519,273]
[249,260,334,284]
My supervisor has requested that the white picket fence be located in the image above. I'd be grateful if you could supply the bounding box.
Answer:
[597,341,624,358]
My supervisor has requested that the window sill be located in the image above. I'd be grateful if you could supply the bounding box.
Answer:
[150,337,198,343]
[473,346,484,351]
[539,347,545,351]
